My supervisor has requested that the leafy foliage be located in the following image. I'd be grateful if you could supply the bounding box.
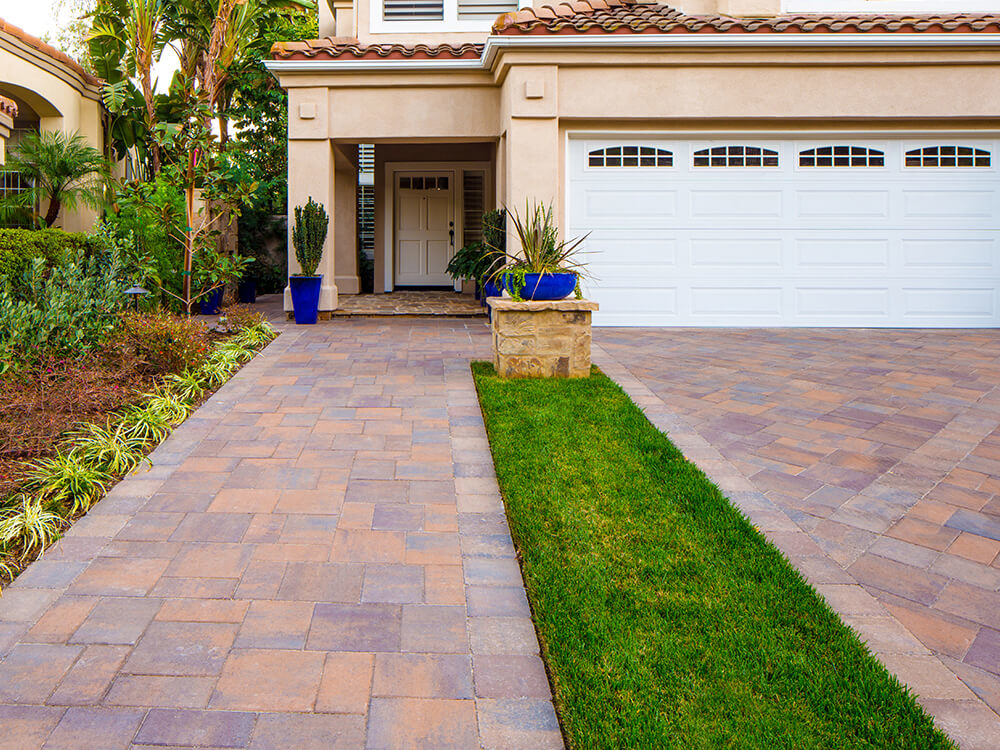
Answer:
[25,451,112,516]
[0,229,99,287]
[116,311,211,374]
[0,131,109,228]
[0,252,129,372]
[0,497,64,560]
[292,197,328,277]
[68,421,150,474]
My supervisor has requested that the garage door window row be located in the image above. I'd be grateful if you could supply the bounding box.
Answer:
[587,144,993,170]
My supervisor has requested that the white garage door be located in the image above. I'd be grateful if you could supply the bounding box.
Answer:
[568,138,1000,327]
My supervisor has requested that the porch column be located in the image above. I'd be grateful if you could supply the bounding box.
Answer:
[333,144,360,295]
[285,87,338,313]
[501,65,560,253]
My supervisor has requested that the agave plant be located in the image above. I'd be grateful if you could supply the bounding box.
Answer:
[0,496,64,559]
[143,390,191,424]
[118,401,175,441]
[25,452,111,517]
[163,369,207,403]
[68,422,150,475]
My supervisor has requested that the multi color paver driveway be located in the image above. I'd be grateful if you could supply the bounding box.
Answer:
[0,318,562,749]
[596,328,1000,750]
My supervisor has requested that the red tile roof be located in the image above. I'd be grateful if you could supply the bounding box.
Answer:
[493,0,1000,34]
[0,17,101,86]
[0,95,16,119]
[271,39,483,61]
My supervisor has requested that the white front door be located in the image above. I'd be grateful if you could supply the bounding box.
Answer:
[569,137,1000,327]
[394,172,455,286]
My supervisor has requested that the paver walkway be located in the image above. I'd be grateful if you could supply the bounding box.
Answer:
[0,319,562,749]
[596,328,1000,750]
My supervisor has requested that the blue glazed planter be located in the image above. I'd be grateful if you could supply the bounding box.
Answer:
[289,275,322,325]
[238,279,256,304]
[199,287,223,315]
[505,272,577,301]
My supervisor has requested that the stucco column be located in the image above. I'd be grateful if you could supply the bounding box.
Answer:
[285,87,338,313]
[501,65,560,254]
[333,143,360,295]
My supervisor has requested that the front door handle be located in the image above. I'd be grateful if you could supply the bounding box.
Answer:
[449,229,455,245]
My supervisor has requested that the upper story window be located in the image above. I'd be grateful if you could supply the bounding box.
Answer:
[693,146,778,167]
[588,146,673,168]
[379,0,517,26]
[384,0,443,20]
[799,146,885,167]
[905,146,991,168]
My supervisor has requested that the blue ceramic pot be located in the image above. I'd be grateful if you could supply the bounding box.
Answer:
[238,279,256,304]
[199,287,223,315]
[506,272,576,301]
[289,275,322,325]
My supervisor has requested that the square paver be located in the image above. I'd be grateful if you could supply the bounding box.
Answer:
[235,600,313,648]
[42,707,145,750]
[123,621,238,676]
[366,697,478,750]
[249,713,366,750]
[372,654,473,699]
[134,708,256,748]
[316,652,375,713]
[211,649,325,711]
[306,603,401,652]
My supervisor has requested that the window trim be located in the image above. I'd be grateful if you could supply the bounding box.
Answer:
[904,145,991,168]
[370,0,519,33]
[587,145,674,168]
[693,145,779,168]
[798,145,886,168]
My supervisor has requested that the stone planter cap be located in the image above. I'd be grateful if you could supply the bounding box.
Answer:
[487,297,599,312]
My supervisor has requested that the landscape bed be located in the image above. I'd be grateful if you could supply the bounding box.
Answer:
[470,362,953,750]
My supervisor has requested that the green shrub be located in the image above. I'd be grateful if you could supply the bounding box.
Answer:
[0,251,129,372]
[114,311,210,375]
[0,228,99,287]
[292,197,328,276]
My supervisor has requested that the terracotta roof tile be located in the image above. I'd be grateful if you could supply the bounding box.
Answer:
[0,95,16,119]
[0,17,100,86]
[492,0,1000,35]
[271,39,484,61]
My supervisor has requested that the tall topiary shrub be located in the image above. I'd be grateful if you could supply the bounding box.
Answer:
[292,197,328,277]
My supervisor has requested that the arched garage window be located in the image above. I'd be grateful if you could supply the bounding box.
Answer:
[693,146,778,167]
[905,146,991,168]
[799,146,885,167]
[588,146,673,168]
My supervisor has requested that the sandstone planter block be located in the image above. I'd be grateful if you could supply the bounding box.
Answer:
[487,298,598,378]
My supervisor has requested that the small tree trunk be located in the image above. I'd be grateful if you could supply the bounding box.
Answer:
[44,197,62,228]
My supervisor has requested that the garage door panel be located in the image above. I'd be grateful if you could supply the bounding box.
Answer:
[569,138,1000,327]
[901,238,998,272]
[795,287,890,317]
[690,190,783,218]
[795,238,890,269]
[903,190,998,220]
[796,189,890,219]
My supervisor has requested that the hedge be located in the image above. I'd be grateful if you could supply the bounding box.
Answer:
[0,229,100,285]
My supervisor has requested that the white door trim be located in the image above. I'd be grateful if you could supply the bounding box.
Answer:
[382,160,492,292]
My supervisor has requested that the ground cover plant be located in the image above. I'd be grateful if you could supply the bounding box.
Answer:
[0,288,276,589]
[470,362,954,750]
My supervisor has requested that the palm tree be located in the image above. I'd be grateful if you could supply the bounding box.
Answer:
[0,131,108,228]
[90,0,168,174]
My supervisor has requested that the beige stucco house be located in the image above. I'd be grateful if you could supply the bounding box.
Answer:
[0,18,106,232]
[268,0,1000,327]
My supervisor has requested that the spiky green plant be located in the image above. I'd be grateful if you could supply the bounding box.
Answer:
[25,452,111,516]
[292,197,328,277]
[143,388,191,425]
[118,401,175,440]
[68,422,150,475]
[163,369,207,403]
[215,339,255,363]
[234,321,276,348]
[0,496,64,559]
[0,553,18,583]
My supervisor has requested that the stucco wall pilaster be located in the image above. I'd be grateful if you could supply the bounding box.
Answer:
[501,65,560,252]
[334,144,360,295]
[286,87,338,311]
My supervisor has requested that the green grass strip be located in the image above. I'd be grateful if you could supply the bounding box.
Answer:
[471,362,953,750]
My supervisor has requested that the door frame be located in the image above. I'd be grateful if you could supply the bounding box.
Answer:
[383,160,492,292]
